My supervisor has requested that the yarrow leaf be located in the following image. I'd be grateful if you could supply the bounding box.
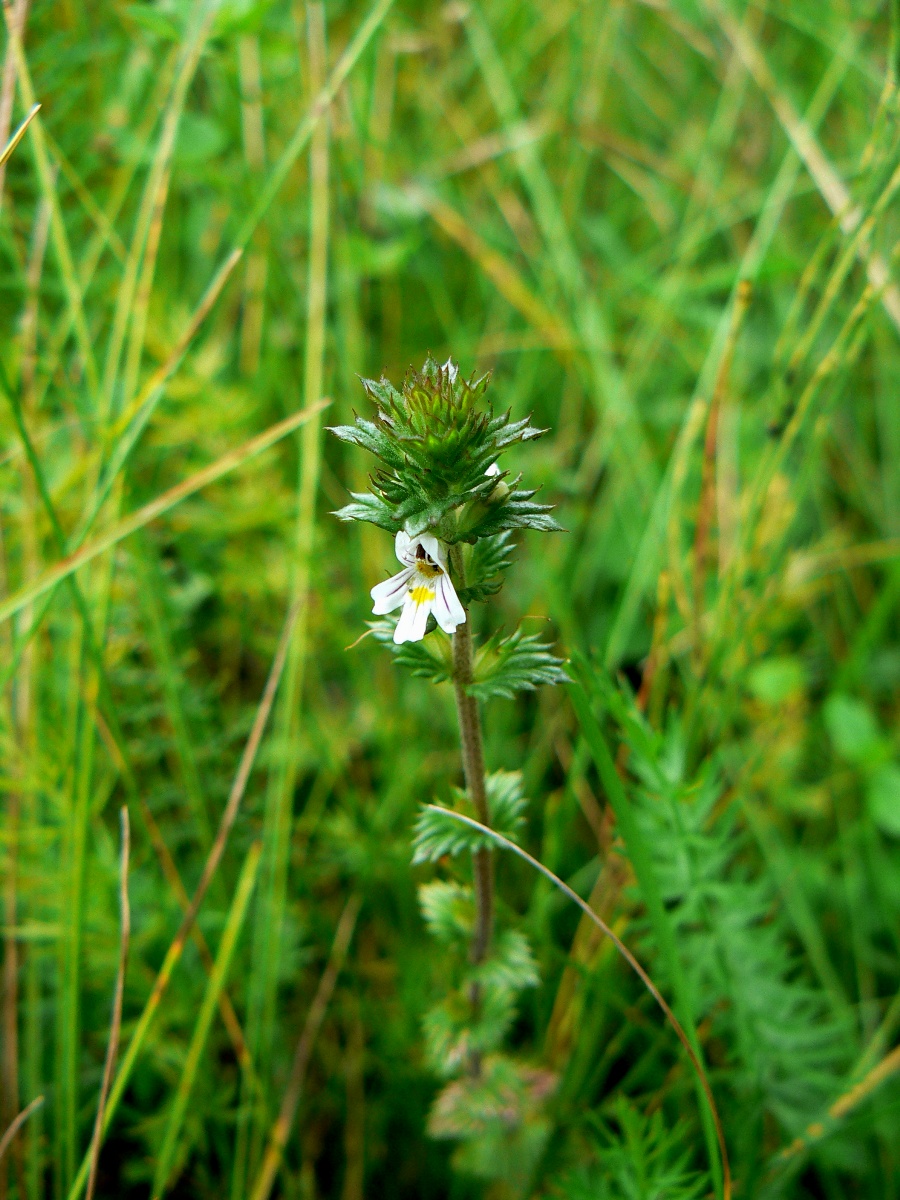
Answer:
[553,1098,708,1200]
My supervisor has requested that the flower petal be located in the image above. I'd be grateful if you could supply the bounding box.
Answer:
[395,530,416,566]
[417,533,448,572]
[371,567,414,614]
[394,587,434,644]
[432,572,466,634]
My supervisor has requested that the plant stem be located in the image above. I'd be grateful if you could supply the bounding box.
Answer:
[449,545,493,965]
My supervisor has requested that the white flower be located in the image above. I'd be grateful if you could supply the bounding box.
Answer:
[371,532,466,644]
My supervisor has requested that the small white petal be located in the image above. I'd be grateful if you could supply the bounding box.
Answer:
[393,600,416,644]
[394,588,434,644]
[410,596,432,641]
[485,462,501,477]
[395,530,416,566]
[371,567,414,614]
[442,357,458,383]
[417,533,448,571]
[433,573,466,634]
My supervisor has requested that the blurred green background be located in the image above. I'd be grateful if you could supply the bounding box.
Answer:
[1,0,899,1196]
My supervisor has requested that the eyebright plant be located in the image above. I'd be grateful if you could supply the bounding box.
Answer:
[330,357,567,1185]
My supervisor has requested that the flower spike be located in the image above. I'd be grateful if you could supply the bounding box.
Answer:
[330,353,566,1166]
[329,355,561,544]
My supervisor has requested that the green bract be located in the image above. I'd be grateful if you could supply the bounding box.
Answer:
[329,356,562,541]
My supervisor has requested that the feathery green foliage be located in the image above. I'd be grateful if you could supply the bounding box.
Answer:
[552,1099,708,1200]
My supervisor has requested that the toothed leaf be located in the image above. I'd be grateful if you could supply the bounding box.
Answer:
[412,771,528,863]
[332,491,397,532]
[458,531,515,604]
[470,930,539,992]
[419,881,474,943]
[370,620,454,681]
[468,626,569,701]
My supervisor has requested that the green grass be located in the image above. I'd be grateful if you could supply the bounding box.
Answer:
[0,0,899,1197]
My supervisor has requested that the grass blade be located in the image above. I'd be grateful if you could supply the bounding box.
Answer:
[151,841,262,1200]
[0,100,38,168]
[0,1097,44,1167]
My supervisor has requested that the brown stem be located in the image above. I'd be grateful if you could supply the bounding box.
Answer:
[86,808,130,1200]
[449,545,493,966]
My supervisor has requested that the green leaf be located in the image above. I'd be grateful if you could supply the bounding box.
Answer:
[419,881,474,942]
[460,487,564,541]
[423,991,517,1077]
[428,1054,555,1140]
[212,0,276,37]
[412,804,486,863]
[468,626,569,701]
[371,621,454,682]
[412,771,528,864]
[343,231,421,277]
[823,694,884,765]
[458,531,514,604]
[472,930,539,992]
[867,764,900,837]
[401,493,475,539]
[332,491,398,532]
[124,5,181,39]
[328,418,407,470]
[552,1097,707,1200]
[483,770,528,836]
[747,657,806,704]
[360,374,405,409]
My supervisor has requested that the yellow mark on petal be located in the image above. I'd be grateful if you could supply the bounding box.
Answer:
[409,585,434,604]
[417,562,442,578]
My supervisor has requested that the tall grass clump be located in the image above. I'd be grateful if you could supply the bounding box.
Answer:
[0,1,899,1198]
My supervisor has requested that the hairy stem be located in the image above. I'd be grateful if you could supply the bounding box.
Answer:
[449,545,493,966]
